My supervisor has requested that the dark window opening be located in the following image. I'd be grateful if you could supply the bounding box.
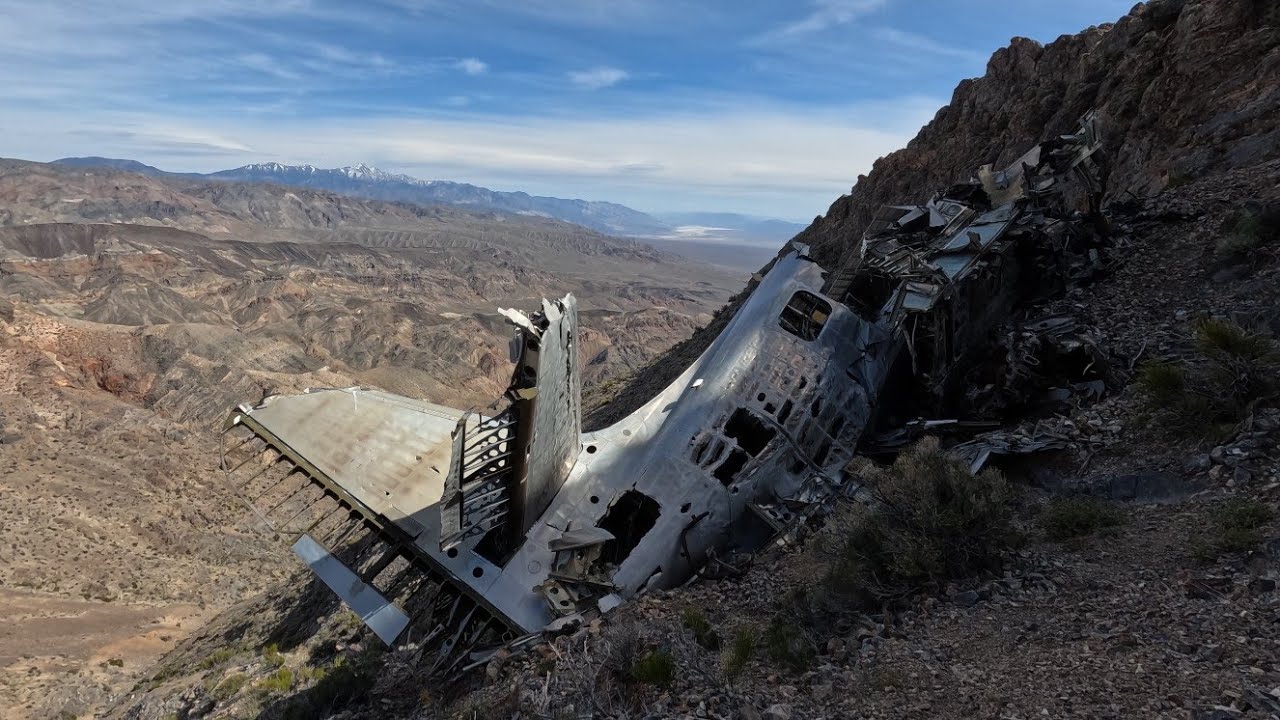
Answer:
[597,490,661,567]
[724,407,776,457]
[797,376,808,390]
[779,291,832,341]
[764,402,776,415]
[810,396,823,417]
[813,439,832,467]
[713,448,750,486]
[777,399,794,424]
[756,392,767,402]
[828,414,847,439]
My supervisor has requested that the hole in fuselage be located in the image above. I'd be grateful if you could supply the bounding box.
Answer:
[713,448,750,485]
[723,407,776,457]
[777,399,794,424]
[597,490,661,567]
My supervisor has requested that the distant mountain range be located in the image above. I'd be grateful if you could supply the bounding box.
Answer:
[51,157,804,242]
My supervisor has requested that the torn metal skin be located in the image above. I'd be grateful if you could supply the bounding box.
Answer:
[216,113,1107,672]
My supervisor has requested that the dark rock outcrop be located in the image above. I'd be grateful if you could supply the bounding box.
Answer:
[796,0,1280,267]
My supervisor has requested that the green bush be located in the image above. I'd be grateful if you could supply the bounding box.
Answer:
[195,646,242,671]
[722,626,756,680]
[1040,497,1124,541]
[1215,206,1280,258]
[1137,362,1186,405]
[255,667,295,697]
[274,650,385,720]
[1138,319,1280,439]
[210,673,248,701]
[1193,498,1275,560]
[630,650,675,687]
[262,643,285,668]
[825,438,1013,605]
[762,617,814,673]
[680,608,721,650]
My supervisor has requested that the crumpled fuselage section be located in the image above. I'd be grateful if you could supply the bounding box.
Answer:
[217,113,1106,673]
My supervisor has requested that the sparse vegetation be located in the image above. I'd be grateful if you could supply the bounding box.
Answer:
[1215,205,1280,259]
[870,666,908,691]
[1041,497,1125,540]
[629,650,676,687]
[273,649,386,720]
[722,625,757,680]
[681,608,721,650]
[195,646,243,671]
[1138,319,1280,439]
[1192,498,1275,560]
[1166,170,1193,189]
[254,667,295,699]
[210,673,248,701]
[262,643,285,668]
[762,617,815,673]
[106,657,124,668]
[825,438,1014,606]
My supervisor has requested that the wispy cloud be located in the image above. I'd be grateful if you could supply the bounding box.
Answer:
[456,57,488,75]
[873,27,986,62]
[0,95,942,216]
[568,67,628,90]
[751,0,886,44]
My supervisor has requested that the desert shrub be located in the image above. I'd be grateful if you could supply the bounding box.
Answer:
[1193,498,1275,560]
[262,643,285,668]
[629,650,675,687]
[1137,362,1186,404]
[1139,319,1280,438]
[722,626,756,680]
[196,646,243,671]
[255,667,295,699]
[210,673,248,701]
[600,623,643,682]
[274,650,385,720]
[1166,170,1193,189]
[680,608,720,650]
[1040,497,1124,540]
[825,438,1013,605]
[870,666,907,691]
[762,617,815,673]
[1216,205,1280,258]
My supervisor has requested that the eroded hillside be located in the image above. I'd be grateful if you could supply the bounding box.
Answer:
[0,164,742,719]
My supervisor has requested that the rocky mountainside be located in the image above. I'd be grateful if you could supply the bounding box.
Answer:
[0,161,742,718]
[795,0,1280,267]
[28,1,1280,718]
[52,158,673,237]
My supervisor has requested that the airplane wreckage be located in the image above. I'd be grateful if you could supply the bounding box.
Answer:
[220,113,1107,675]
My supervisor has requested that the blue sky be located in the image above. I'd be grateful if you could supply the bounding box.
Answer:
[0,0,1136,220]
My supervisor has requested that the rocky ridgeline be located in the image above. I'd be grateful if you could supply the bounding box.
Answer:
[795,0,1280,267]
